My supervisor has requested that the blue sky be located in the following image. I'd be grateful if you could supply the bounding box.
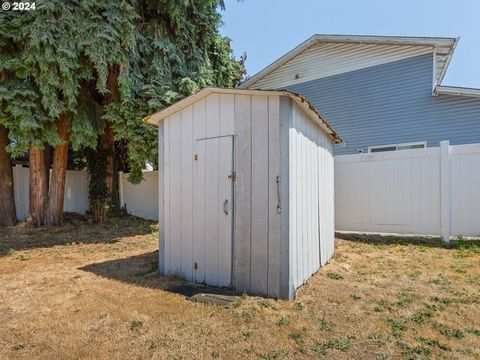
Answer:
[220,0,480,88]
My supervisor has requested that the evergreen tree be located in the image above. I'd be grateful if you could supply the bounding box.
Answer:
[0,0,245,225]
[0,18,18,227]
[84,0,245,220]
[0,123,16,227]
[0,0,137,225]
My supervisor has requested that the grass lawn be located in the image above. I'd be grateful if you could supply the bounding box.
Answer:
[0,216,479,360]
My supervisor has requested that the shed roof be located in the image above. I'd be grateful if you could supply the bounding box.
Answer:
[239,34,458,89]
[145,87,343,143]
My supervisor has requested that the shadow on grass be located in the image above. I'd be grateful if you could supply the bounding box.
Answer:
[336,232,480,249]
[0,214,155,256]
[79,250,240,299]
[80,251,167,289]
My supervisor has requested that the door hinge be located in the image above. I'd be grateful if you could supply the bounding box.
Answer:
[276,175,281,214]
[228,172,236,181]
[194,154,198,161]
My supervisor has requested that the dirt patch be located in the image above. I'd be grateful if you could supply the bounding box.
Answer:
[0,217,479,359]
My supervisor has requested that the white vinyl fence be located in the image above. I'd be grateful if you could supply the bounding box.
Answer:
[114,142,480,241]
[335,141,480,240]
[119,171,158,220]
[12,164,89,220]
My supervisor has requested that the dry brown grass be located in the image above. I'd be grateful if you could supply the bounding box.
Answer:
[0,217,479,360]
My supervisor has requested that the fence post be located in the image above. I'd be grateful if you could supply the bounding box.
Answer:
[118,171,124,211]
[440,141,450,244]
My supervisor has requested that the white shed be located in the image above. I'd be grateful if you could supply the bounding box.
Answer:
[146,87,342,299]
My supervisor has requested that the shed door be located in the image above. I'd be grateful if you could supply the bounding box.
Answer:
[193,136,234,287]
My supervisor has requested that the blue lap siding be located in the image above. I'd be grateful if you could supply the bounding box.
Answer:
[285,54,480,155]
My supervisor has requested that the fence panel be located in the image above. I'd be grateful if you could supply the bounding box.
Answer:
[335,142,480,239]
[335,148,442,235]
[449,144,480,237]
[12,165,89,220]
[119,171,158,221]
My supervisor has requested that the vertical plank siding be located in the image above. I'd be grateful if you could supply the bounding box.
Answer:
[157,122,165,275]
[289,102,335,291]
[288,103,298,290]
[279,97,291,299]
[160,92,334,298]
[204,138,220,285]
[168,112,182,275]
[162,94,236,282]
[180,107,194,280]
[163,117,171,274]
[219,94,235,136]
[234,94,282,298]
[217,137,234,287]
[250,95,269,294]
[233,94,252,291]
[267,96,281,298]
[193,98,207,283]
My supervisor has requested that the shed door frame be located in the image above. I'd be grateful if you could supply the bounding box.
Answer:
[193,135,235,287]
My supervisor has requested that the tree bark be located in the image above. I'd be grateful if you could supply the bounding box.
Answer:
[102,65,121,210]
[28,147,48,227]
[46,113,69,226]
[101,121,115,205]
[44,143,51,190]
[0,124,16,227]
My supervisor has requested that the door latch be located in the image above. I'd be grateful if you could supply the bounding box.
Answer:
[228,172,236,181]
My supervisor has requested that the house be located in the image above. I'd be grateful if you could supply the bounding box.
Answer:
[240,35,480,155]
[146,87,341,299]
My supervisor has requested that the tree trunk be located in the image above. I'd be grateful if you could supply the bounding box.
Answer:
[101,121,115,205]
[44,143,51,190]
[28,147,48,227]
[46,113,69,226]
[102,65,121,211]
[0,124,16,227]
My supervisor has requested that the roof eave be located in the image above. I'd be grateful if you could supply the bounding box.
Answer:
[436,37,459,85]
[145,87,343,144]
[239,34,457,89]
[434,85,480,98]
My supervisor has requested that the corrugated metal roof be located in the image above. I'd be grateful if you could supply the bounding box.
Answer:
[239,34,457,89]
[144,87,343,143]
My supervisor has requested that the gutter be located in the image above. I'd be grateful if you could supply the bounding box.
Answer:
[434,85,480,98]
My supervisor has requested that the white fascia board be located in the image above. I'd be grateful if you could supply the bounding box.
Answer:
[434,85,480,98]
[435,37,459,86]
